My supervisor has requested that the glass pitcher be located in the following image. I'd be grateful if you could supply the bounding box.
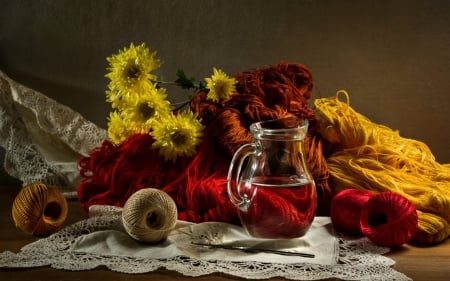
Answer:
[227,117,317,239]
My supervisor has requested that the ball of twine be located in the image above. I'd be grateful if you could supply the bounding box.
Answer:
[360,192,418,247]
[12,183,68,236]
[122,188,178,243]
[330,188,375,236]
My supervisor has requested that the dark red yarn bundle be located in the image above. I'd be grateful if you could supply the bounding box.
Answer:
[331,189,418,247]
[78,132,238,223]
[330,188,375,236]
[77,62,332,225]
[360,192,418,247]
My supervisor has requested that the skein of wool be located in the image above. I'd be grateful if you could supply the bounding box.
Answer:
[12,183,68,236]
[360,192,418,247]
[122,188,178,243]
[190,62,331,215]
[315,90,450,245]
[330,188,375,236]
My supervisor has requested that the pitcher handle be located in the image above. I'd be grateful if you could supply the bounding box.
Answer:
[227,143,260,212]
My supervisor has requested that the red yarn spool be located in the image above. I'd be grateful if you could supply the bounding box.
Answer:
[330,189,375,236]
[360,192,418,247]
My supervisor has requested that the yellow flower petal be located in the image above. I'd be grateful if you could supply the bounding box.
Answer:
[151,110,204,161]
[105,43,162,101]
[205,67,237,102]
[107,111,135,144]
[121,87,172,131]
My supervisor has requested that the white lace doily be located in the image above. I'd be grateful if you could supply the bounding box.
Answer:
[0,70,107,195]
[0,210,411,281]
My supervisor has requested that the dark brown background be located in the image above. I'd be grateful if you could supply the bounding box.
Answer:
[1,0,449,165]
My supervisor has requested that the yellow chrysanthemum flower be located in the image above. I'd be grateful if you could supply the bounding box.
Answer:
[107,111,136,144]
[105,87,126,110]
[151,110,205,161]
[105,43,162,99]
[121,87,172,131]
[204,67,237,102]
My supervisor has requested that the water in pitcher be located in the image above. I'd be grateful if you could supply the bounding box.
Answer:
[237,175,316,239]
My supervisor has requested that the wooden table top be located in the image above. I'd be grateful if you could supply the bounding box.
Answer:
[1,184,449,281]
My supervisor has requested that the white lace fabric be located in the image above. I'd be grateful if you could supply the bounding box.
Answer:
[0,211,411,281]
[0,70,107,195]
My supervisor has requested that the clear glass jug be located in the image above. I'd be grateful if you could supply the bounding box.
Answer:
[227,117,317,239]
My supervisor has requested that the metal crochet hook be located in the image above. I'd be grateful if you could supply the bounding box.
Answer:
[191,242,315,258]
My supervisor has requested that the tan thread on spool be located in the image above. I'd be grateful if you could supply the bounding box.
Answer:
[12,183,68,236]
[122,188,178,243]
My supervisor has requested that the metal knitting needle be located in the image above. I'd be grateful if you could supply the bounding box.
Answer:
[191,242,315,258]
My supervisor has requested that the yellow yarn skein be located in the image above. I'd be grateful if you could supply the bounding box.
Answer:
[315,90,450,245]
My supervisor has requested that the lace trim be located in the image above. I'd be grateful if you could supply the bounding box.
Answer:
[0,214,411,281]
[0,70,107,194]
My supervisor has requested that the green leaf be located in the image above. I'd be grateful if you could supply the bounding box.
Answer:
[175,69,197,90]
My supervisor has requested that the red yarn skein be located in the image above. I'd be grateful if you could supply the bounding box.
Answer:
[330,189,375,236]
[360,192,418,247]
